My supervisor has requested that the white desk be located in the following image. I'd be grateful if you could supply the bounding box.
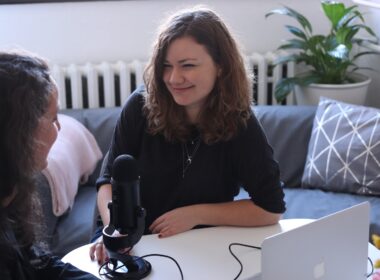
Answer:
[62,219,380,280]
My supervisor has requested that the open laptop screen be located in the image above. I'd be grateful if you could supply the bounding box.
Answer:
[260,202,370,280]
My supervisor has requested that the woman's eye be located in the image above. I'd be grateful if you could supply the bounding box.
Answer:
[183,64,195,68]
[163,64,172,68]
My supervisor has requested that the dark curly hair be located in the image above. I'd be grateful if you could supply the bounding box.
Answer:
[0,51,55,248]
[143,6,253,144]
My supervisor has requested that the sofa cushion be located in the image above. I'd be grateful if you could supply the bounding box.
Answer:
[302,98,380,195]
[42,114,102,216]
[61,107,122,185]
[283,188,380,238]
[254,105,316,187]
[50,185,97,258]
[237,187,380,237]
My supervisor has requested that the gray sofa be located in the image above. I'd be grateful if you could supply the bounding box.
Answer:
[249,105,380,238]
[38,104,380,258]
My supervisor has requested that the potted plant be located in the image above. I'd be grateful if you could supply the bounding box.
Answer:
[266,1,378,105]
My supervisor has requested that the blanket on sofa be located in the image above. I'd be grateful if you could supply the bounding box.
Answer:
[42,114,102,216]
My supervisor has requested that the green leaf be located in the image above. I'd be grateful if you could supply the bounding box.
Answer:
[353,51,380,61]
[278,39,308,51]
[337,7,361,28]
[297,74,321,85]
[274,75,320,103]
[322,1,346,30]
[272,54,298,65]
[335,26,356,46]
[266,6,312,33]
[353,24,378,37]
[285,25,307,40]
[274,78,295,103]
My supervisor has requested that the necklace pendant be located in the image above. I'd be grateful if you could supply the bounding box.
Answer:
[187,157,192,164]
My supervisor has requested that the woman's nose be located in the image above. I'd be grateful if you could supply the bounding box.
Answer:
[168,67,184,84]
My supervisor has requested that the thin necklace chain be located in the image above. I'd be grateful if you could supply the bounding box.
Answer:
[182,135,201,178]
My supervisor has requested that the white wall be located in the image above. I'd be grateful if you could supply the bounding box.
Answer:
[358,6,380,107]
[0,0,379,106]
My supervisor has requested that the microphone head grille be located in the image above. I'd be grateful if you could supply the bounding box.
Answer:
[112,154,138,181]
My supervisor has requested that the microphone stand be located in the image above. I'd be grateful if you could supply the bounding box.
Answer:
[100,205,151,279]
[102,251,151,280]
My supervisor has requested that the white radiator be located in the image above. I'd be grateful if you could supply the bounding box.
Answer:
[247,51,295,106]
[51,52,294,109]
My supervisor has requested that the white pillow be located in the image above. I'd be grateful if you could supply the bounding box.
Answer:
[42,114,103,216]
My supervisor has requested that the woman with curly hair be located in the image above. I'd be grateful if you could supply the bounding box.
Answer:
[91,6,286,263]
[0,51,98,279]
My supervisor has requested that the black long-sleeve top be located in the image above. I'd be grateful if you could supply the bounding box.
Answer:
[0,221,98,280]
[96,88,286,233]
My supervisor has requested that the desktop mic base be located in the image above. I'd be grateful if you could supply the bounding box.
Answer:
[100,254,151,280]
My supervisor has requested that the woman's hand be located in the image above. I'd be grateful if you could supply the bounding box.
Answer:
[89,233,132,264]
[149,206,199,238]
[149,200,281,239]
[89,236,108,265]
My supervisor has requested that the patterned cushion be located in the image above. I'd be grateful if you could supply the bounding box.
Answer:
[302,97,380,195]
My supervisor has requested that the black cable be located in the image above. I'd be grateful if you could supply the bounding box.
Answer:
[98,253,184,280]
[228,242,261,280]
[139,254,184,280]
[368,257,374,278]
[98,260,126,279]
[98,246,375,280]
[98,245,136,279]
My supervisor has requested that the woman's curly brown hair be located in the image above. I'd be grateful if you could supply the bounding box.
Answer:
[0,51,55,248]
[143,6,253,144]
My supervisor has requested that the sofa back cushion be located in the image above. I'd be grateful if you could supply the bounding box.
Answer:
[254,105,316,187]
[61,107,122,185]
[62,105,316,188]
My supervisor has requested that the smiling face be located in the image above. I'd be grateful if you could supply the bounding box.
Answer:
[163,36,219,123]
[33,87,61,171]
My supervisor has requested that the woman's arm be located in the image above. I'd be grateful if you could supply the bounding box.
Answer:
[195,199,281,226]
[89,184,111,264]
[97,184,112,226]
[89,91,146,264]
[149,199,281,238]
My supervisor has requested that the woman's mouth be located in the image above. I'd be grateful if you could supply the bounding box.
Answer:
[171,85,193,94]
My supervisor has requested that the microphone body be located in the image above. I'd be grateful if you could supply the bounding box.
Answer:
[103,154,146,251]
[111,176,140,234]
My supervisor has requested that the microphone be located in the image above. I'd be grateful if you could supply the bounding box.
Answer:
[101,154,151,279]
[111,154,140,234]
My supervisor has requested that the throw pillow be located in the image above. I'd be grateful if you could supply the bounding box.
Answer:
[42,114,103,216]
[302,97,380,195]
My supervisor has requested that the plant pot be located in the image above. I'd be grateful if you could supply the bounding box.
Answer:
[294,73,371,105]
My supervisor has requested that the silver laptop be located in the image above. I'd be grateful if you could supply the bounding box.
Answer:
[252,202,370,280]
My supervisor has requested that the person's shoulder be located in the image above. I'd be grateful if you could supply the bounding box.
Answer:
[119,85,147,126]
[245,106,262,128]
[120,85,147,116]
[234,108,262,140]
[124,85,146,108]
